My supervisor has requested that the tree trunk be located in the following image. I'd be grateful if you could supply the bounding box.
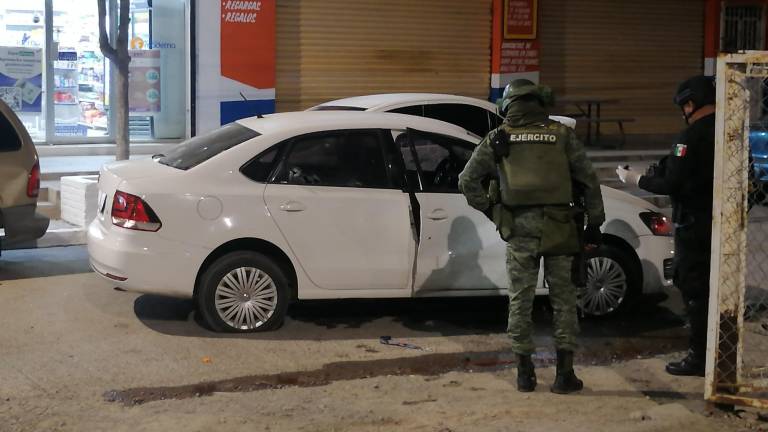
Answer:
[97,0,131,161]
[115,63,130,161]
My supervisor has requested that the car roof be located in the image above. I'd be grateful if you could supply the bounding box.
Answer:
[309,93,499,113]
[235,111,480,141]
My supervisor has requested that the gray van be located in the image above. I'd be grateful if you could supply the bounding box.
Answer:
[0,99,49,251]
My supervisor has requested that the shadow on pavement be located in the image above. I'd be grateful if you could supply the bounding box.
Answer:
[0,246,91,281]
[133,292,688,356]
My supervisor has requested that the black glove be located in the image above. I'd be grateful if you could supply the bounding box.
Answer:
[583,224,602,247]
[482,205,494,221]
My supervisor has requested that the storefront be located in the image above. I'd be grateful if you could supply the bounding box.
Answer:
[0,0,189,144]
[490,0,704,137]
[704,0,768,75]
[194,0,493,135]
[2,1,727,144]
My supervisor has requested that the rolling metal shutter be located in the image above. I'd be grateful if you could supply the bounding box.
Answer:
[540,0,704,135]
[276,0,492,111]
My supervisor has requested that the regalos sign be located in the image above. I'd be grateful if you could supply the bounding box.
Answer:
[220,0,275,89]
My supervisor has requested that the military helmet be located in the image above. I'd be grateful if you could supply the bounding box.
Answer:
[500,79,539,113]
[673,75,716,109]
[500,79,554,114]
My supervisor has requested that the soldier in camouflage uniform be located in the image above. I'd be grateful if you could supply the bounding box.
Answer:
[458,79,605,394]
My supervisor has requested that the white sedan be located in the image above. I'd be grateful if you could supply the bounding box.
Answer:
[308,92,577,137]
[88,111,674,332]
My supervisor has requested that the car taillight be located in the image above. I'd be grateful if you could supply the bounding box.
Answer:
[639,211,673,236]
[27,161,40,198]
[111,190,162,232]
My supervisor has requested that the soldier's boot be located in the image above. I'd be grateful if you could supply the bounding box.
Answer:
[667,298,707,377]
[516,354,537,392]
[551,349,583,394]
[665,349,705,376]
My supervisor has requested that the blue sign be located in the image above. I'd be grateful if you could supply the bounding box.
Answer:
[0,46,43,113]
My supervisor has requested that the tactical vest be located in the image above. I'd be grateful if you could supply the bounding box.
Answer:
[497,121,573,207]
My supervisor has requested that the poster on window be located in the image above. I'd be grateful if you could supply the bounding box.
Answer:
[504,0,537,39]
[128,49,161,113]
[0,47,43,113]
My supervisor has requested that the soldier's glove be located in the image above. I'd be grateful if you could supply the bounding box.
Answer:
[482,205,494,221]
[616,165,642,186]
[583,224,602,249]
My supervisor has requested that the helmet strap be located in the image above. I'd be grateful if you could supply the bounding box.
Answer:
[681,103,699,125]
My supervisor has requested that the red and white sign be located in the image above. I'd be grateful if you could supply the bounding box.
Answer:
[504,0,537,39]
[220,0,275,88]
[500,40,540,74]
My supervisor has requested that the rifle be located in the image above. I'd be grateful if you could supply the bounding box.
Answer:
[571,183,587,288]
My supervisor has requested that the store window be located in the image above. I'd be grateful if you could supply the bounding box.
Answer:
[0,1,46,141]
[0,0,187,144]
[127,0,187,140]
[53,0,109,138]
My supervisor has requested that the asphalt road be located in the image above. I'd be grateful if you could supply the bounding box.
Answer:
[0,245,687,349]
[2,246,745,432]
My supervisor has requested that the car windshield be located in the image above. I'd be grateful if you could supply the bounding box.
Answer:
[158,123,260,170]
[308,105,367,111]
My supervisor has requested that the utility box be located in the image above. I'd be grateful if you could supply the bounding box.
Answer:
[60,175,99,227]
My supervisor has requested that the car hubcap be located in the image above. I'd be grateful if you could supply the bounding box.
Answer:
[580,257,628,316]
[215,267,278,330]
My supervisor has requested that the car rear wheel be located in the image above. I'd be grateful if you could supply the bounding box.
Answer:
[197,251,289,332]
[579,244,640,317]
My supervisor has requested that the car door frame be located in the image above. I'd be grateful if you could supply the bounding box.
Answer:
[261,128,419,295]
[394,127,508,296]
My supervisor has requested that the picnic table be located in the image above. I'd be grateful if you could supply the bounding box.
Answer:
[557,96,635,147]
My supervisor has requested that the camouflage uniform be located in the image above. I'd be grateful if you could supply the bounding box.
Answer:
[458,115,605,356]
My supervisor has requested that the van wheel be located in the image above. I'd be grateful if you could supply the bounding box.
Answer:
[579,244,640,317]
[197,251,289,332]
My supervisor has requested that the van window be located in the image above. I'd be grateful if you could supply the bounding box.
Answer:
[0,111,22,152]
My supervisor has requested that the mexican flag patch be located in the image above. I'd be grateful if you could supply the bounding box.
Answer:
[674,144,687,157]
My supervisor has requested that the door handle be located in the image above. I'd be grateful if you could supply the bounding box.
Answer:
[427,209,448,220]
[279,201,306,212]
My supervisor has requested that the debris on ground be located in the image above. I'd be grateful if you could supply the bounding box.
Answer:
[379,336,431,351]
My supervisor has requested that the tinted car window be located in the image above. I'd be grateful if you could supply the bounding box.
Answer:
[275,131,390,189]
[240,145,281,182]
[397,131,473,193]
[423,103,492,137]
[0,110,21,152]
[159,123,260,170]
[388,105,424,116]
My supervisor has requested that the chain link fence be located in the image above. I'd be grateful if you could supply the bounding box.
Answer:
[706,53,768,409]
